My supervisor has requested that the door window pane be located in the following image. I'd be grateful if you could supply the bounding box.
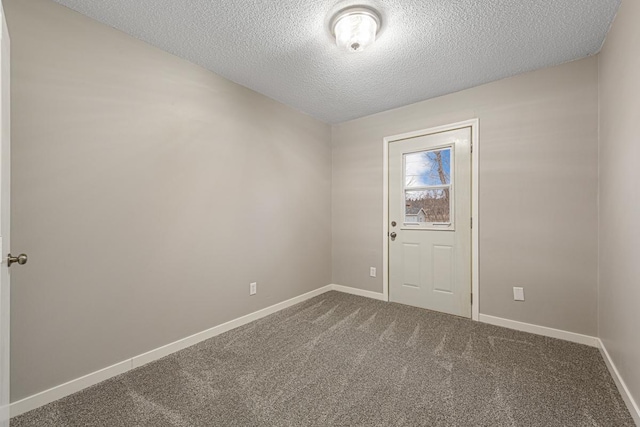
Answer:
[403,145,453,226]
[405,148,451,188]
[405,189,450,223]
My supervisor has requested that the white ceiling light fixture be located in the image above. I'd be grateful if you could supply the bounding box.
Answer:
[330,6,382,53]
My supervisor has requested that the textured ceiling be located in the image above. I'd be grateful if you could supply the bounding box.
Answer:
[52,0,620,124]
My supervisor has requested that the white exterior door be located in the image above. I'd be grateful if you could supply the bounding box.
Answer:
[0,5,9,426]
[388,127,472,317]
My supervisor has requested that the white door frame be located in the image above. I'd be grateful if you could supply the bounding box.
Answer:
[0,5,9,426]
[382,119,480,321]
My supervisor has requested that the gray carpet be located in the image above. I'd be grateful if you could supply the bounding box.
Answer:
[12,291,634,426]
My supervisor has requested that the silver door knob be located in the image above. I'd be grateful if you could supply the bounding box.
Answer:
[390,232,397,240]
[8,253,28,267]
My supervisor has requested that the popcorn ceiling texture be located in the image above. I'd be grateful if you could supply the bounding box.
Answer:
[50,0,620,123]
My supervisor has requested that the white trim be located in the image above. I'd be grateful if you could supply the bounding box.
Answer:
[10,359,131,418]
[597,339,640,425]
[382,119,480,320]
[471,121,480,321]
[10,285,334,418]
[132,284,332,368]
[11,284,631,421]
[382,131,390,302]
[330,284,386,301]
[478,314,599,347]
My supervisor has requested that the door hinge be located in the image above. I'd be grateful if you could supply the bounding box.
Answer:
[471,143,473,154]
[471,293,473,304]
[471,217,473,229]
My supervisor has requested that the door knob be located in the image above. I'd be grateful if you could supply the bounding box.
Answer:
[8,253,28,267]
[390,232,397,240]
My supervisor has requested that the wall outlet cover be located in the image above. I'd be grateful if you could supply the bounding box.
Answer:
[370,267,377,278]
[513,287,525,301]
[250,282,257,296]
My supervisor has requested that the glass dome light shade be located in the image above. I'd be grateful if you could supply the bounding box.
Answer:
[332,7,381,53]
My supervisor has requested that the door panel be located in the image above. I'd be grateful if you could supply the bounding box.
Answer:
[388,127,471,317]
[402,243,420,287]
[433,245,454,293]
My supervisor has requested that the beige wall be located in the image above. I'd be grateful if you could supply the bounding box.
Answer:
[332,57,599,336]
[598,0,640,412]
[5,0,610,406]
[6,0,331,401]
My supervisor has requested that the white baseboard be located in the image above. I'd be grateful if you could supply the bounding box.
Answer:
[330,284,387,301]
[10,285,334,418]
[14,285,619,420]
[478,314,599,347]
[10,359,131,418]
[597,339,640,425]
[132,284,333,369]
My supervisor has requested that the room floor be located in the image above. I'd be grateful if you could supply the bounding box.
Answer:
[12,291,633,426]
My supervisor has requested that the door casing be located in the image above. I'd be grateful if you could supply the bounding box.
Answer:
[0,5,9,426]
[382,119,479,321]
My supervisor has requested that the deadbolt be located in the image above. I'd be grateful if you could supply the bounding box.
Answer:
[391,221,397,227]
[8,253,28,267]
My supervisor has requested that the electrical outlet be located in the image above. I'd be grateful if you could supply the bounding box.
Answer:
[250,282,257,296]
[513,287,525,301]
[370,267,377,278]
